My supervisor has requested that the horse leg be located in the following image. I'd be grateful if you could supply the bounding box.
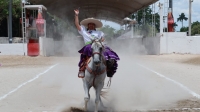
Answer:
[95,82,104,112]
[83,79,90,111]
[95,89,100,112]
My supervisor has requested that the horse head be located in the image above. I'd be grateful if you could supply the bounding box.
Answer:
[91,38,104,66]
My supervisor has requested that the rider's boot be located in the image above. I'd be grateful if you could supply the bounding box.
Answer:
[78,58,88,78]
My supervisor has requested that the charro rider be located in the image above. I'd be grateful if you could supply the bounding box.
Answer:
[74,8,120,78]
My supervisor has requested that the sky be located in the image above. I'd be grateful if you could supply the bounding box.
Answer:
[102,0,200,32]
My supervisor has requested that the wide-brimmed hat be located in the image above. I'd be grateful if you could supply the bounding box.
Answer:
[80,18,103,28]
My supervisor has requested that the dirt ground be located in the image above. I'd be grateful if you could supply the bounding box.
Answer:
[0,54,200,112]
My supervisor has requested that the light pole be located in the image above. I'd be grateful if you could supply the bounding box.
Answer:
[158,2,163,37]
[9,0,13,43]
[189,0,193,36]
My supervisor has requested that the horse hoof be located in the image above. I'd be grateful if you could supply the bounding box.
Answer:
[84,97,89,102]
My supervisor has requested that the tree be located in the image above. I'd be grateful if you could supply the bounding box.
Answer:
[0,0,21,23]
[191,21,200,28]
[173,22,178,28]
[180,26,188,32]
[191,25,200,35]
[99,25,115,40]
[115,28,124,37]
[177,13,188,28]
[191,21,200,35]
[179,21,200,35]
[173,22,178,31]
[130,6,160,32]
[0,0,22,37]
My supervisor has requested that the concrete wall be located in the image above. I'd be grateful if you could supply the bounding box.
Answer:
[0,37,8,43]
[0,37,26,43]
[160,32,200,54]
[0,43,27,55]
[1,32,200,56]
[143,36,160,55]
[39,37,55,56]
[107,38,147,55]
[54,39,84,56]
[39,37,84,57]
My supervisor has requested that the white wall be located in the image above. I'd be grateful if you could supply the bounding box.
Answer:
[143,37,160,55]
[0,37,54,56]
[1,33,200,56]
[0,44,27,55]
[107,38,148,54]
[160,32,200,54]
[39,37,84,57]
[39,37,54,56]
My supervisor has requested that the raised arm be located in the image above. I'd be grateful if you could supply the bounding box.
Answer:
[74,9,81,31]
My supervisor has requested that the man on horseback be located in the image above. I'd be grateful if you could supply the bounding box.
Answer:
[74,8,120,78]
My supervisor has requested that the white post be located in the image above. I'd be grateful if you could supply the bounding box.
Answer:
[159,3,164,37]
[131,24,133,38]
[188,0,193,36]
[21,0,26,55]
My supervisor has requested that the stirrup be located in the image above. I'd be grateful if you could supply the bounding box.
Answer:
[78,71,85,78]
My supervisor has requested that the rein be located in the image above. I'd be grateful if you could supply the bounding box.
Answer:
[92,52,102,56]
[86,63,106,76]
[86,53,106,86]
[85,39,107,86]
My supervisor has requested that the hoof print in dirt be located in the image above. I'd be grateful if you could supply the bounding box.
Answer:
[70,107,85,112]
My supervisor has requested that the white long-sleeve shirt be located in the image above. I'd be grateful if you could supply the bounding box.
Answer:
[78,25,104,45]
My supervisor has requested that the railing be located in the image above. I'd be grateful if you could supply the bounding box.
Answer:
[0,37,26,43]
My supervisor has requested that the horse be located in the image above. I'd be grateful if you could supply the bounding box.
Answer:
[82,38,107,112]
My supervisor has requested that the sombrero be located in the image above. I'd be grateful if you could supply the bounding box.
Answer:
[80,18,103,28]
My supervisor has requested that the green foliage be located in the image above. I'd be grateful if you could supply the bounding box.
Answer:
[0,0,21,23]
[172,22,178,31]
[139,24,158,37]
[191,21,200,28]
[179,21,200,35]
[180,26,188,32]
[191,21,200,35]
[177,13,188,28]
[99,25,116,40]
[115,28,124,35]
[173,22,178,28]
[130,6,160,31]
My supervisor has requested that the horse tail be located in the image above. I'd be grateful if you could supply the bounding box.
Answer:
[92,87,109,100]
[100,87,110,100]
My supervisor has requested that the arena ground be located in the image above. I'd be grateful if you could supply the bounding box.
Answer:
[0,54,200,112]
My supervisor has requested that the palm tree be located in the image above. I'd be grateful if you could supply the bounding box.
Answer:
[173,22,178,31]
[177,13,188,28]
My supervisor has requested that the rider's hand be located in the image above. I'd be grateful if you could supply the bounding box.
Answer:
[101,37,105,42]
[74,8,79,16]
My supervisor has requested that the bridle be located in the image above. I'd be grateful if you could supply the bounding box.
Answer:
[92,52,102,63]
[91,40,104,63]
[86,40,107,86]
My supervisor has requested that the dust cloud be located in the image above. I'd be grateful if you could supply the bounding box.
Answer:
[43,8,192,111]
[48,55,192,112]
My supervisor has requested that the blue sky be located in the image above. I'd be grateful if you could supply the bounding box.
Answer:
[102,0,200,32]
